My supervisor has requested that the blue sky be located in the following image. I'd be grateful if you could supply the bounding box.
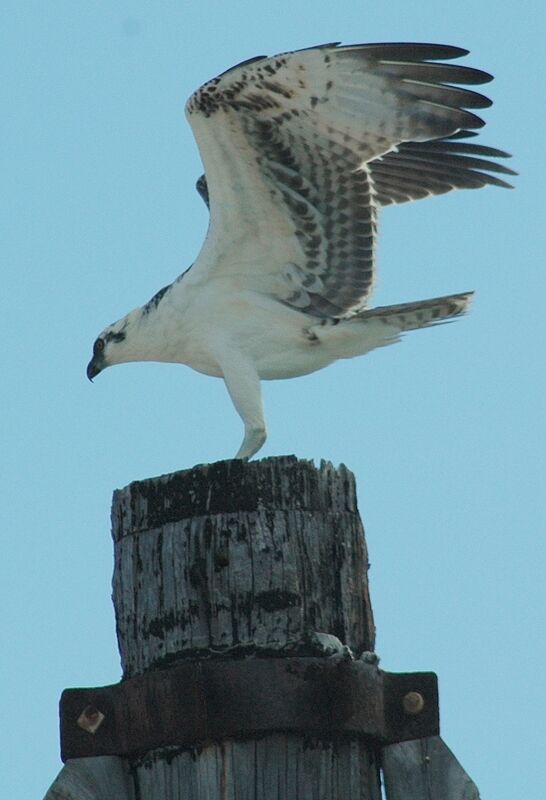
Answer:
[2,2,544,798]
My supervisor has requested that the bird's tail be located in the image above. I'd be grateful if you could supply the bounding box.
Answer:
[355,291,473,331]
[308,290,473,362]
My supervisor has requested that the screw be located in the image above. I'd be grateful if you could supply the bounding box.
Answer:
[77,705,105,734]
[402,691,425,715]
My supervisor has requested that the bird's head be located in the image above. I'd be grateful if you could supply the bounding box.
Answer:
[86,316,133,381]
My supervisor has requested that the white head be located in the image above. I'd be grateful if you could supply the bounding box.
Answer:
[86,310,142,380]
[87,283,175,380]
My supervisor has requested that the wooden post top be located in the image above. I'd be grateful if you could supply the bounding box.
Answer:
[111,456,360,540]
[111,457,375,678]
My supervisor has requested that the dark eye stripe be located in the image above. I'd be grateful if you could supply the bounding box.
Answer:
[104,330,126,344]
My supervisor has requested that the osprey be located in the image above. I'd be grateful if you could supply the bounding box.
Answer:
[87,42,514,459]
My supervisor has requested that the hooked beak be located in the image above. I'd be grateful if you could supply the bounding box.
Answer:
[86,358,102,382]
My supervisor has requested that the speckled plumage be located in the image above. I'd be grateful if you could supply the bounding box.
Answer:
[88,42,514,459]
[187,42,513,319]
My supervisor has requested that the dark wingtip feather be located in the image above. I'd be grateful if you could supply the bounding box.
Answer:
[444,131,512,156]
[449,130,479,139]
[472,172,515,189]
[371,126,516,205]
[452,67,493,85]
[456,110,487,129]
[339,42,471,61]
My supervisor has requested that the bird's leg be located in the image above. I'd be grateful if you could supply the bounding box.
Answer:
[219,352,267,460]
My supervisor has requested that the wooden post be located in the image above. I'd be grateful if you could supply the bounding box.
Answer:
[46,455,484,800]
[115,456,378,798]
[47,456,380,799]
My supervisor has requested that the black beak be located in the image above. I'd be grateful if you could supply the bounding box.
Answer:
[86,358,101,382]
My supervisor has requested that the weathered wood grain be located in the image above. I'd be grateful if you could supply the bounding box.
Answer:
[382,736,481,799]
[46,457,380,799]
[44,457,485,798]
[133,735,382,800]
[112,457,375,678]
[113,457,379,798]
[43,756,134,800]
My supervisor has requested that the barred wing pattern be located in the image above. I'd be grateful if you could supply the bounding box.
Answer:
[369,130,514,205]
[187,43,514,318]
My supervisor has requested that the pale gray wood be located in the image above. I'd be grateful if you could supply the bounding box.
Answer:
[43,756,134,800]
[111,457,380,798]
[382,736,481,800]
[112,457,375,678]
[133,734,382,800]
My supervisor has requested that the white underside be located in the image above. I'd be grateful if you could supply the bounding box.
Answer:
[136,275,398,380]
[112,271,400,460]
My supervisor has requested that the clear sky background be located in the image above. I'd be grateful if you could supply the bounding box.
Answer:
[2,2,544,798]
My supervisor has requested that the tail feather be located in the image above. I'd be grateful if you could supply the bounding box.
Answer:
[307,290,473,362]
[356,291,473,331]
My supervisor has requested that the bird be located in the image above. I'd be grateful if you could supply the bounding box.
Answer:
[87,41,514,459]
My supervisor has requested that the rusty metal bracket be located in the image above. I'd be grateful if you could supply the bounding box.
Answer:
[60,658,439,761]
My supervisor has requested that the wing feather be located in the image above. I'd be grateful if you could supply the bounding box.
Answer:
[370,131,515,205]
[186,42,512,317]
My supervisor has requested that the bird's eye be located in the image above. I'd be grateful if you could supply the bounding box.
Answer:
[94,338,105,354]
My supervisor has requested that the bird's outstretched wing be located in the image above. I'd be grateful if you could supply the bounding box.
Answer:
[186,43,513,318]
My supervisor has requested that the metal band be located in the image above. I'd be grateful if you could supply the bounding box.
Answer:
[60,658,438,760]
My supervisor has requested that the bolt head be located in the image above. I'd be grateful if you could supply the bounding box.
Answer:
[77,705,105,734]
[402,691,425,715]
